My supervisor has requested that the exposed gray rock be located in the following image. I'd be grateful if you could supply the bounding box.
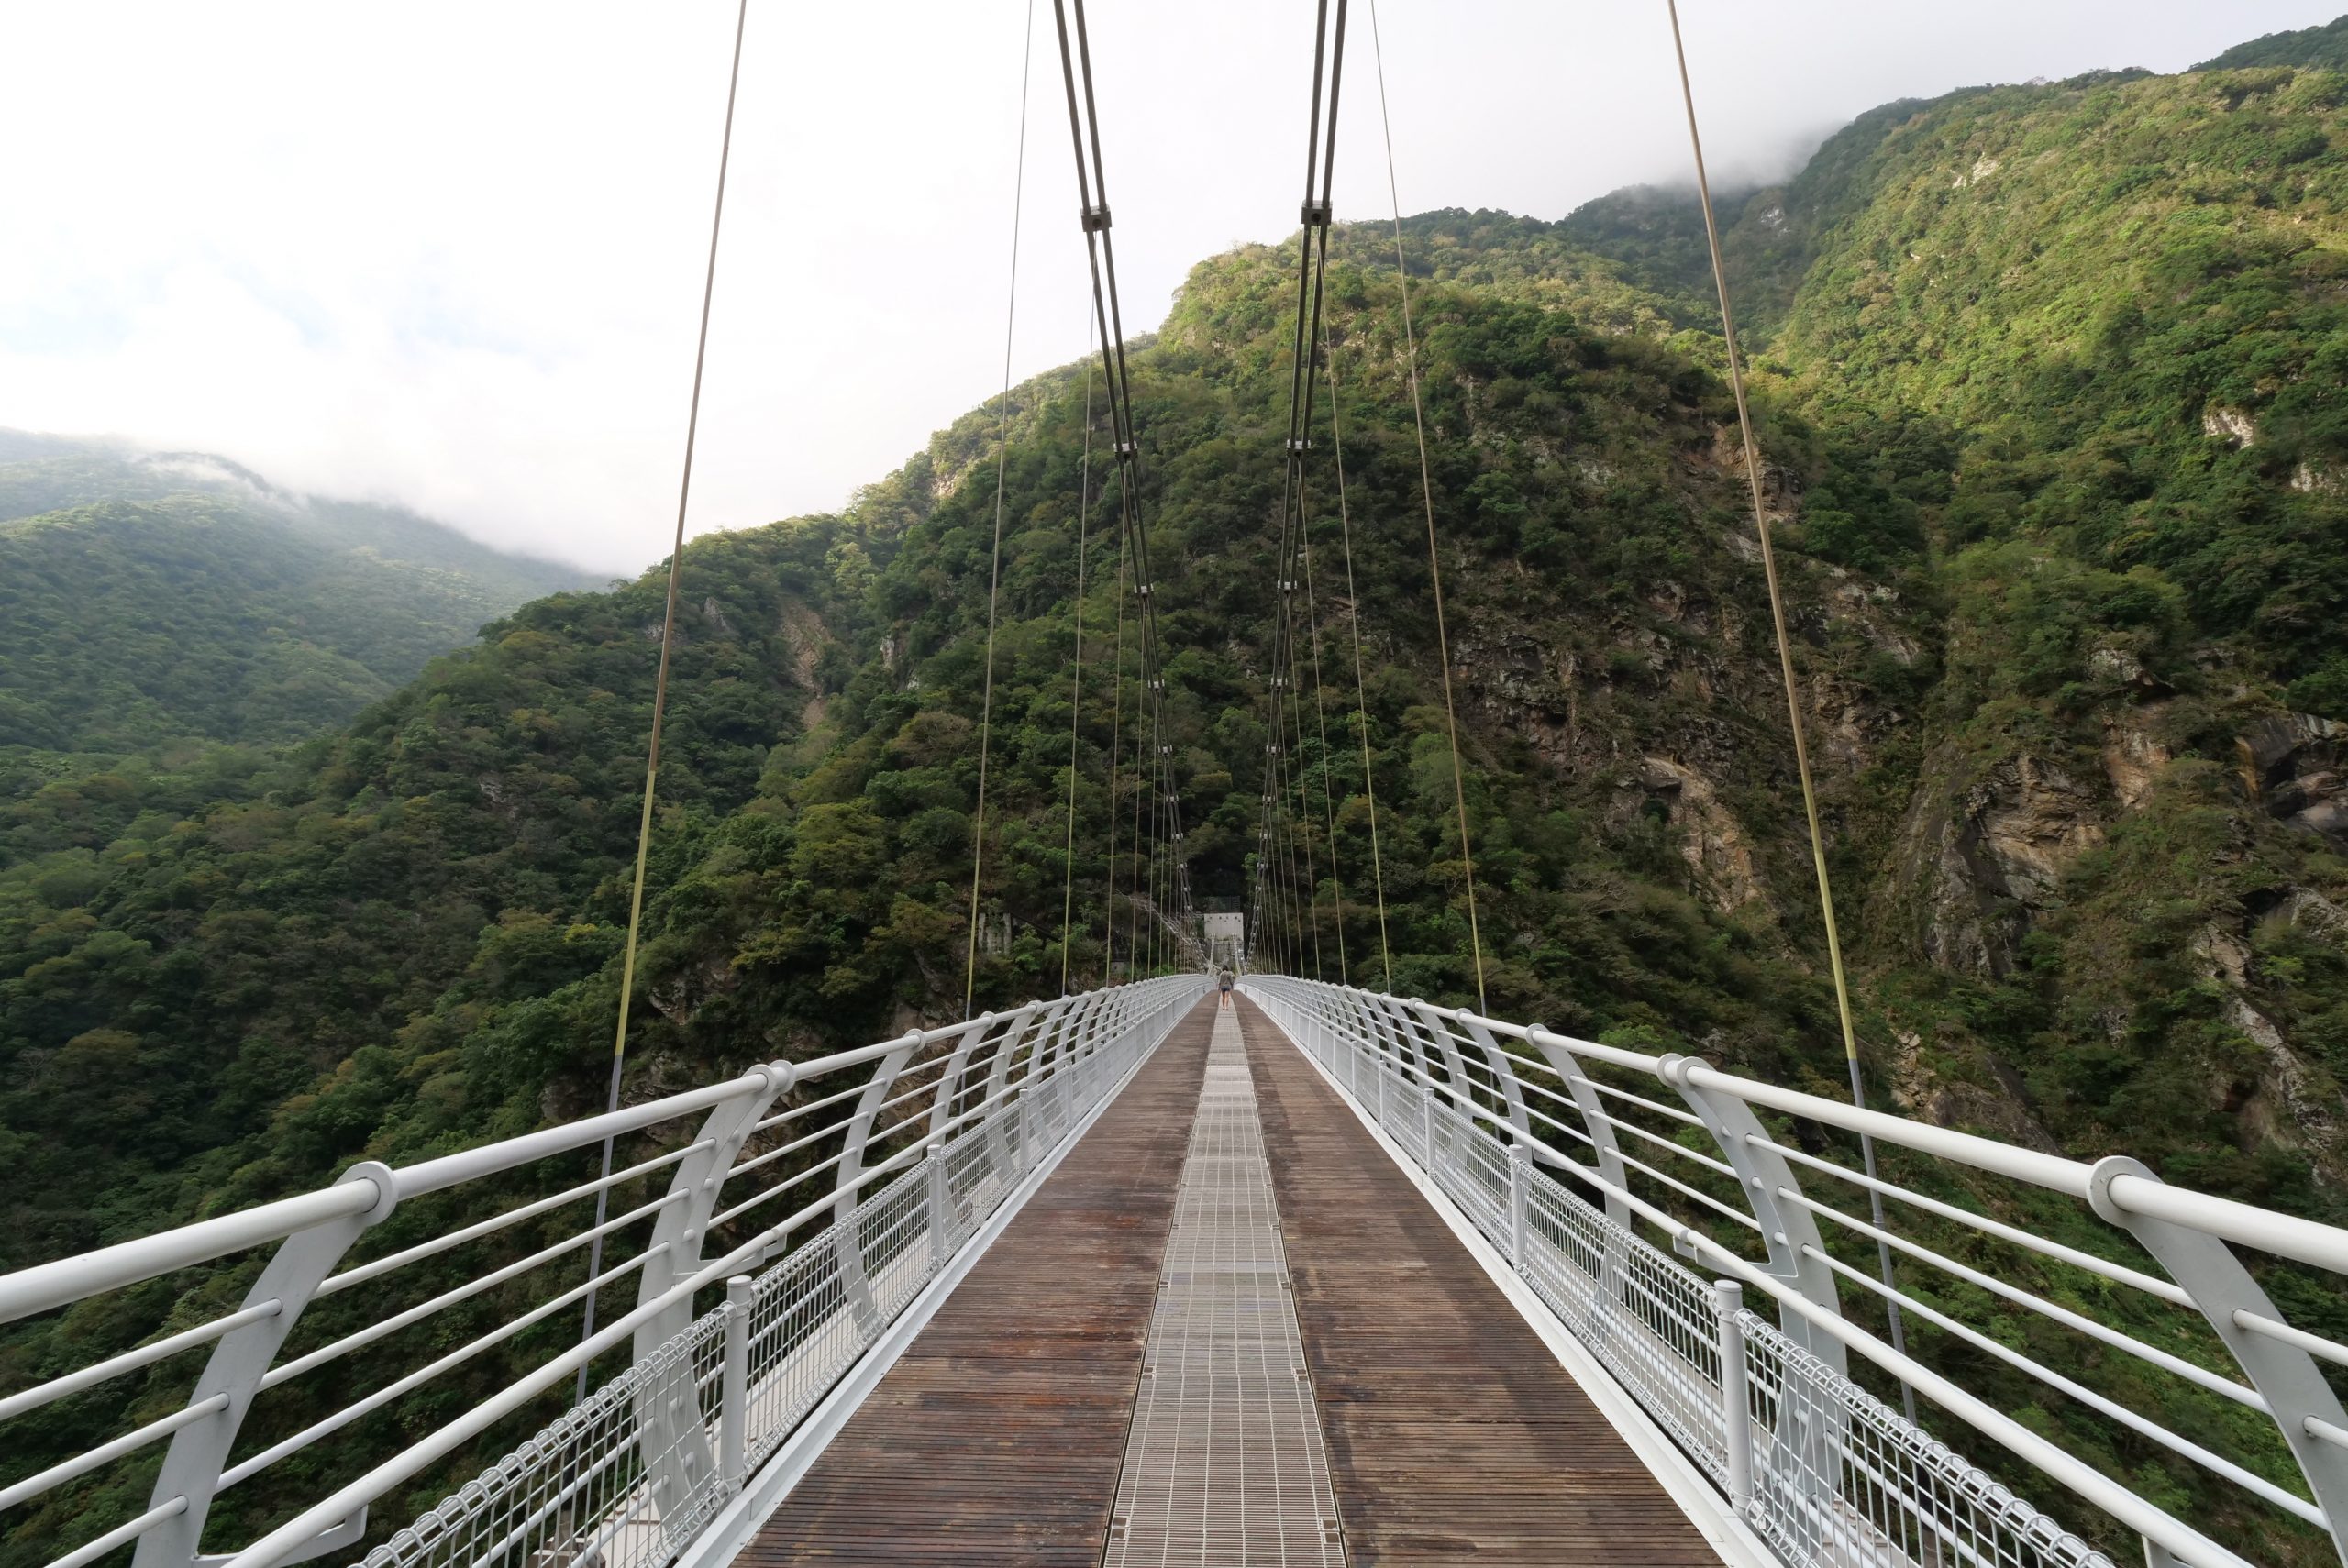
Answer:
[1633,756,1771,913]
[1889,1030,2063,1154]
[2237,711,2348,847]
[2285,886,2348,942]
[2194,925,2346,1184]
[2201,406,2258,447]
[2100,714,2171,811]
[1910,756,2106,977]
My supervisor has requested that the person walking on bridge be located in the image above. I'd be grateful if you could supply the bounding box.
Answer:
[1218,969,1235,1009]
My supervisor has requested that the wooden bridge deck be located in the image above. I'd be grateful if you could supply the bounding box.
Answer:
[732,993,1722,1566]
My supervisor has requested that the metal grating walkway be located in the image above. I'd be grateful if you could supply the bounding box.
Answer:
[1104,1004,1346,1567]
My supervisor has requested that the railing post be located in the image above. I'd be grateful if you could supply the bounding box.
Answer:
[135,1162,398,1568]
[1402,999,1476,1184]
[1022,997,1074,1151]
[1714,1281,1753,1518]
[925,1012,1000,1142]
[720,1275,751,1490]
[1460,1013,1533,1142]
[1659,1054,1848,1378]
[2088,1155,2348,1561]
[1359,992,1412,1141]
[925,1143,952,1264]
[630,1066,791,1515]
[1508,1142,1531,1264]
[969,1010,1016,1179]
[1523,1026,1633,1230]
[832,1036,921,1336]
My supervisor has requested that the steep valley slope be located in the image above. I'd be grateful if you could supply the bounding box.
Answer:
[0,437,596,869]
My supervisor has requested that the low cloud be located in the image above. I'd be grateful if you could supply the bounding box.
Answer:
[1,1,2331,575]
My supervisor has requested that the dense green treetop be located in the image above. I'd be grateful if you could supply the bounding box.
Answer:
[2199,14,2348,72]
[0,441,593,756]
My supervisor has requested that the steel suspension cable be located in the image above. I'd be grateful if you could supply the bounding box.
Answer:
[1058,309,1099,995]
[1278,543,1324,981]
[1297,469,1348,983]
[1323,324,1394,987]
[1129,666,1146,968]
[1664,0,1913,1409]
[963,0,1039,1014]
[576,0,750,1403]
[1368,0,1488,1011]
[1103,490,1127,981]
[1259,0,1349,982]
[1277,709,1314,981]
[1129,626,1148,968]
[1273,677,1311,975]
[1286,579,1326,979]
[1049,0,1202,971]
[1156,743,1174,973]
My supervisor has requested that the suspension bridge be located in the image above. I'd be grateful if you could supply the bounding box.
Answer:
[6,4,2348,1568]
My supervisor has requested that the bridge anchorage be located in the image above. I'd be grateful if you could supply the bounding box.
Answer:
[6,982,2348,1568]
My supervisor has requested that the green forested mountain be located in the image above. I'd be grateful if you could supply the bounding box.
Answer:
[2199,15,2348,72]
[9,25,2348,1565]
[0,440,593,756]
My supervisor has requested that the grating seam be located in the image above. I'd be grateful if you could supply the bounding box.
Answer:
[1104,1008,1346,1567]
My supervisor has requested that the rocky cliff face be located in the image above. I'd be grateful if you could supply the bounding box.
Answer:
[1899,753,2107,979]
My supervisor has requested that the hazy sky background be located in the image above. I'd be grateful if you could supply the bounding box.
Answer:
[1,2,2336,573]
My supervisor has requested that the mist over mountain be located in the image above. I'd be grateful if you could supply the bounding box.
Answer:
[0,434,597,845]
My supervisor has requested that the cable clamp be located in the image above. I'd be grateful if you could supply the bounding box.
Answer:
[1301,197,1332,228]
[1286,436,1312,454]
[1081,204,1113,233]
[1114,438,1138,458]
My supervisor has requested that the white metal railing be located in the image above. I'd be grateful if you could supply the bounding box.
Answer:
[1240,977,2348,1568]
[0,975,1206,1568]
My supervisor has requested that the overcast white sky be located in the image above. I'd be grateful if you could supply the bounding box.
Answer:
[0,2,2335,573]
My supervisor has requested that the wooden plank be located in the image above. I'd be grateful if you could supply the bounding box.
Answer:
[1236,996,1724,1567]
[732,998,1214,1568]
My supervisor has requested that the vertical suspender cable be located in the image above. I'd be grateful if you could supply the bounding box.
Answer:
[1058,311,1099,995]
[1259,0,1324,984]
[964,0,1039,1014]
[1279,589,1324,980]
[1266,0,1348,984]
[1664,0,1913,1411]
[1285,680,1312,975]
[1298,470,1348,983]
[1130,654,1148,966]
[1367,0,1488,1012]
[1104,502,1128,982]
[1324,326,1394,987]
[1050,0,1202,978]
[575,0,749,1404]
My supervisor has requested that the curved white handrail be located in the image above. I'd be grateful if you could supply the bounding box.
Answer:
[1242,977,2348,1568]
[0,975,1208,1568]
